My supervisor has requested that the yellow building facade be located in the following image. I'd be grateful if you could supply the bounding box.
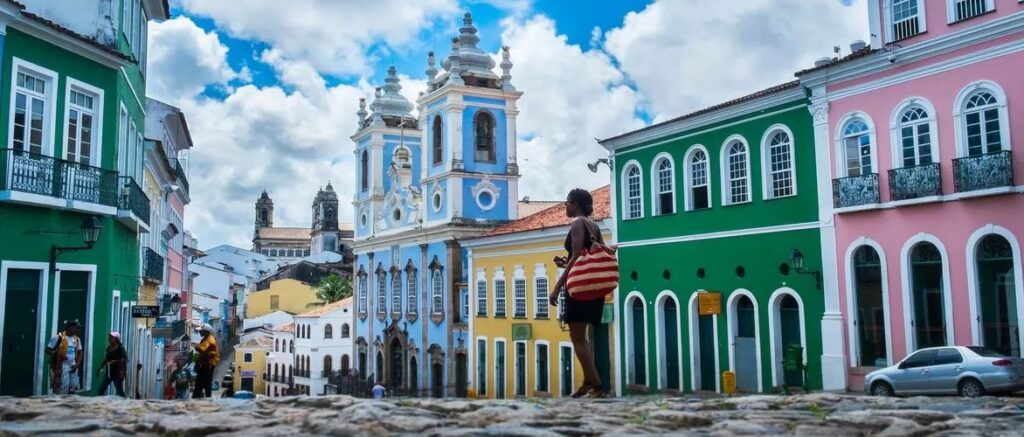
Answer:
[466,187,617,399]
[247,278,319,318]
[234,337,272,394]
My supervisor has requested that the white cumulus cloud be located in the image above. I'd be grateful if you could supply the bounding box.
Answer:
[147,16,238,101]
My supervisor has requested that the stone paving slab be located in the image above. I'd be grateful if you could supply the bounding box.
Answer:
[1,394,1023,436]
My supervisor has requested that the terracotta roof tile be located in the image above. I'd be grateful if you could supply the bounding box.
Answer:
[258,227,311,240]
[297,296,353,317]
[795,46,875,76]
[240,337,274,349]
[483,186,610,237]
[518,200,561,218]
[274,323,295,333]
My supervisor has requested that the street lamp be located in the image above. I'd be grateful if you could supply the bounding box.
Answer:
[50,215,103,270]
[587,158,611,173]
[169,294,182,315]
[790,249,822,290]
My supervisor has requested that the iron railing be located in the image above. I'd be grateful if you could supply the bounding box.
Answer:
[832,173,880,208]
[888,163,941,201]
[953,151,1013,193]
[174,160,189,195]
[954,0,988,22]
[893,17,921,41]
[118,176,150,224]
[1,149,118,206]
[143,247,164,282]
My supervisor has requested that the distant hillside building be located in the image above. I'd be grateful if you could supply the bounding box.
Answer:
[253,184,355,262]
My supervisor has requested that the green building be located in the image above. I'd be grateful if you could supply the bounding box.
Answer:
[0,0,168,396]
[600,82,826,394]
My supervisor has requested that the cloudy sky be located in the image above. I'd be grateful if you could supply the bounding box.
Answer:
[151,0,869,249]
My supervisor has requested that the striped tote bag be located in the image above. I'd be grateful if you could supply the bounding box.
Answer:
[566,243,619,301]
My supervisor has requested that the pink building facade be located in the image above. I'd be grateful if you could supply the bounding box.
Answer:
[801,0,1024,391]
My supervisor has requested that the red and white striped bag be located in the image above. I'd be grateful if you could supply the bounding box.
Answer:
[566,222,619,301]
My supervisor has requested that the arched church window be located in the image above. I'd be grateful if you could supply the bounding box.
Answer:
[432,115,443,165]
[474,111,496,162]
[360,150,369,191]
[326,208,335,220]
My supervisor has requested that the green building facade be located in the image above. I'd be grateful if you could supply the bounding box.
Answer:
[0,0,167,396]
[600,82,827,394]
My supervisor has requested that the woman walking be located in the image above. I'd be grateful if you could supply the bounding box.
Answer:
[550,188,617,398]
[96,332,127,397]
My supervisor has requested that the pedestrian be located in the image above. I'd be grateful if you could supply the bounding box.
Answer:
[191,324,219,399]
[372,382,386,399]
[549,188,617,398]
[46,320,84,395]
[170,360,193,400]
[96,332,127,397]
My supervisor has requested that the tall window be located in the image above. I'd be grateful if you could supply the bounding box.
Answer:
[477,339,487,396]
[536,343,549,393]
[391,272,402,317]
[476,279,487,316]
[513,277,527,318]
[432,115,443,165]
[653,156,675,215]
[534,276,549,319]
[431,270,443,315]
[473,111,496,162]
[324,324,333,339]
[897,106,933,167]
[892,0,922,41]
[360,150,369,191]
[842,118,873,176]
[950,0,991,22]
[724,139,750,204]
[377,272,387,316]
[407,269,418,317]
[341,324,350,338]
[687,149,710,210]
[910,242,947,349]
[12,70,50,154]
[963,91,1003,156]
[358,274,368,314]
[494,278,507,317]
[765,130,795,198]
[853,246,887,367]
[623,163,642,219]
[65,88,98,165]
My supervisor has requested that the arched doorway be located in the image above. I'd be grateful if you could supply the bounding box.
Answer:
[376,352,384,383]
[390,339,404,387]
[323,355,333,377]
[655,293,680,390]
[910,242,947,349]
[771,291,804,388]
[455,353,468,397]
[729,292,759,393]
[341,355,350,375]
[624,294,647,386]
[409,356,419,395]
[852,245,888,367]
[431,363,444,398]
[976,235,1019,356]
[689,292,718,392]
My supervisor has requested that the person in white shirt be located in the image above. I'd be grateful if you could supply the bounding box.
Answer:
[371,383,386,399]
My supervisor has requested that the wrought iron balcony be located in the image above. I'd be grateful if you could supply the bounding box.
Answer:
[888,163,941,202]
[953,151,1013,193]
[143,247,164,282]
[174,160,189,195]
[832,173,880,209]
[1,149,118,207]
[118,176,150,225]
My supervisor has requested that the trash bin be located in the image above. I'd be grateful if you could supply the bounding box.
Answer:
[782,344,804,389]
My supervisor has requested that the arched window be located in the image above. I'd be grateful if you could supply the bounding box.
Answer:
[324,324,333,339]
[841,118,873,176]
[764,129,795,199]
[324,355,333,376]
[289,340,294,353]
[473,111,496,162]
[377,272,387,316]
[391,272,402,317]
[407,268,419,317]
[895,105,934,167]
[275,339,279,352]
[686,148,710,210]
[723,138,750,205]
[244,353,253,363]
[890,0,925,41]
[961,90,1004,156]
[432,115,443,165]
[360,149,369,191]
[622,163,643,219]
[341,324,350,339]
[358,273,368,315]
[652,154,675,215]
[431,270,444,315]
[325,207,335,220]
[910,242,947,349]
[494,276,507,317]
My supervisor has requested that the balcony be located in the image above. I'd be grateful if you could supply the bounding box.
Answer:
[832,173,880,209]
[953,151,1013,194]
[117,176,150,230]
[143,247,164,283]
[0,149,118,214]
[888,163,941,202]
[174,160,189,195]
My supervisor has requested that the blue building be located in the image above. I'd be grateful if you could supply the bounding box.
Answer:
[351,12,522,397]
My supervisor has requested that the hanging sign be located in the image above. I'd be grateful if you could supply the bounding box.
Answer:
[697,292,721,316]
[131,305,160,318]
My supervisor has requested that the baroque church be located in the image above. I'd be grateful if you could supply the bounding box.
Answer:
[253,184,355,263]
[351,12,523,397]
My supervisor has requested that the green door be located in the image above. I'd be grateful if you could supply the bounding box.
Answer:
[496,342,505,398]
[663,300,680,390]
[698,314,716,391]
[1,269,41,396]
[594,322,611,391]
[630,299,646,385]
[977,235,1019,356]
[560,345,572,396]
[241,377,254,392]
[780,295,803,387]
[57,271,89,389]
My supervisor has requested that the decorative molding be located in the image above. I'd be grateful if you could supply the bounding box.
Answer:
[618,221,821,248]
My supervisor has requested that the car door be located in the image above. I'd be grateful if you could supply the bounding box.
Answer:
[890,349,936,393]
[928,348,966,394]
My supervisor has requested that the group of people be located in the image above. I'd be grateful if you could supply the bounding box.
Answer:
[45,320,220,399]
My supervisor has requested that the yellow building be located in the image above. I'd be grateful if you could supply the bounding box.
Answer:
[465,187,617,399]
[234,336,273,394]
[247,278,319,318]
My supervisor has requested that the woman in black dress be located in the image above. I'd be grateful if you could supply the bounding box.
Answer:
[550,188,613,398]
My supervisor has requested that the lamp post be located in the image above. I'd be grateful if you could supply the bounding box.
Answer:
[587,158,611,173]
[790,249,822,290]
[50,215,103,270]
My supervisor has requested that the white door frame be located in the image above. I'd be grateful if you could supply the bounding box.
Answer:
[965,225,1024,353]
[0,261,50,395]
[654,290,683,390]
[899,233,955,353]
[768,287,807,388]
[844,238,894,367]
[50,263,97,391]
[688,291,720,392]
[623,291,649,386]
[726,289,763,393]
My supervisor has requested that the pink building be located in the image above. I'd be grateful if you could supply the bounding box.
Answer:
[800,0,1024,391]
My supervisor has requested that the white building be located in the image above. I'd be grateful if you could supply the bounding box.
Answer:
[267,323,295,397]
[292,297,354,396]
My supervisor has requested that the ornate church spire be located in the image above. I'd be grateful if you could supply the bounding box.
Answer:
[446,38,465,86]
[356,97,368,129]
[500,46,515,91]
[425,51,438,90]
[370,87,384,127]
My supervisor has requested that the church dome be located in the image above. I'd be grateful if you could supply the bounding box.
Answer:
[360,66,418,130]
[436,12,499,88]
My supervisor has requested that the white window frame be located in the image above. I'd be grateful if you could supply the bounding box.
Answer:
[512,268,527,319]
[9,58,58,156]
[431,269,443,316]
[476,269,487,317]
[620,160,644,220]
[494,338,507,398]
[391,271,402,317]
[952,80,1011,158]
[889,97,940,168]
[760,125,797,200]
[406,268,418,316]
[534,340,550,393]
[377,271,387,316]
[720,135,752,205]
[946,0,995,23]
[494,268,507,317]
[885,0,927,42]
[358,273,368,314]
[513,340,528,397]
[683,145,712,211]
[62,79,104,166]
[476,336,488,396]
[834,112,879,177]
[533,264,549,319]
[650,152,676,215]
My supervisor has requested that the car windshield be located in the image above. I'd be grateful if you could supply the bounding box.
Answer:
[965,346,1004,357]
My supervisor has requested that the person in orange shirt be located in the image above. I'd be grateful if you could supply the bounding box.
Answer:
[192,324,219,398]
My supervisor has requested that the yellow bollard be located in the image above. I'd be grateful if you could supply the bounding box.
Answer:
[721,371,736,396]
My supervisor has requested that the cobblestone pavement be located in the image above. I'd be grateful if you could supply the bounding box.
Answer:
[1,393,1024,436]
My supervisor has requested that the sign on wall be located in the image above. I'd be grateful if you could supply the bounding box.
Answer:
[131,305,160,318]
[241,370,256,377]
[697,292,721,316]
[511,323,532,341]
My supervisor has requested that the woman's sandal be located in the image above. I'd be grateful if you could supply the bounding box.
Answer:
[571,383,595,398]
[585,387,609,398]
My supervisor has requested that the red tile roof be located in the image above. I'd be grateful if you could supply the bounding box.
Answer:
[297,296,352,317]
[796,46,875,76]
[482,186,610,237]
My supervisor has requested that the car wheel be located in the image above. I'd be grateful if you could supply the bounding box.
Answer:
[958,379,985,398]
[871,381,894,397]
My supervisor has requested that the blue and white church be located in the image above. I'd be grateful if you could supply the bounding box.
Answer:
[351,12,522,397]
